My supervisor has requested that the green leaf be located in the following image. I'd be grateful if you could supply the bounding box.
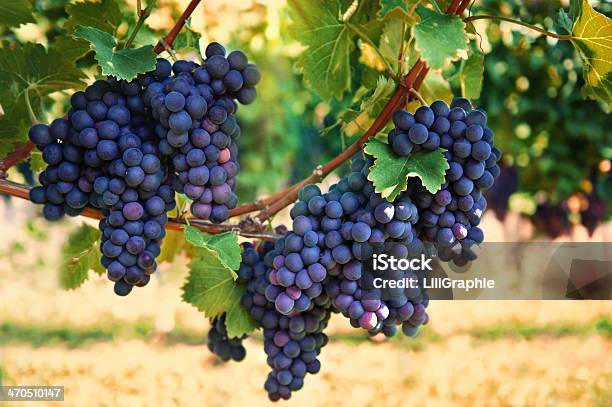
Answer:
[568,0,612,105]
[379,20,404,70]
[363,76,396,117]
[182,256,238,316]
[157,229,185,264]
[64,0,122,33]
[460,43,483,99]
[29,151,46,173]
[0,43,87,98]
[51,36,91,61]
[173,19,202,53]
[378,0,412,20]
[288,0,355,100]
[184,225,241,278]
[327,76,395,137]
[224,298,258,338]
[557,9,573,33]
[568,0,581,21]
[0,0,35,27]
[74,26,157,81]
[182,255,257,337]
[413,4,468,70]
[59,224,102,289]
[0,44,86,157]
[364,139,449,200]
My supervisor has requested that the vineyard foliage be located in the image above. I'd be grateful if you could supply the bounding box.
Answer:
[0,0,610,334]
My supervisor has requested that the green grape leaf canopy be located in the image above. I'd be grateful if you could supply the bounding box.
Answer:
[64,0,123,33]
[60,224,104,289]
[0,0,34,28]
[413,5,469,70]
[51,35,91,62]
[567,0,612,105]
[74,26,157,81]
[364,140,449,201]
[288,0,355,101]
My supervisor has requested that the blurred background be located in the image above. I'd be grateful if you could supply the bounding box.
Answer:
[0,0,611,406]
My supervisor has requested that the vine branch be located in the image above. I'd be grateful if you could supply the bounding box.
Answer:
[465,15,572,40]
[0,179,278,239]
[1,0,464,238]
[232,1,462,223]
[153,0,202,54]
[124,0,156,48]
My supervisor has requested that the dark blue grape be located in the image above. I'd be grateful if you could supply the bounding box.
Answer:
[408,123,429,144]
[242,64,261,87]
[414,106,434,127]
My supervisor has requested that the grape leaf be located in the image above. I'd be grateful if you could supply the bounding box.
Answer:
[378,0,419,21]
[224,296,258,338]
[557,9,573,33]
[460,43,484,99]
[62,0,123,67]
[364,139,449,201]
[183,225,241,278]
[173,20,201,54]
[288,0,355,101]
[0,44,86,157]
[29,151,46,173]
[567,0,612,104]
[157,228,185,264]
[326,76,395,137]
[60,224,103,289]
[413,5,468,70]
[64,0,122,33]
[379,20,404,70]
[74,26,157,81]
[182,255,257,337]
[51,36,91,61]
[0,0,34,27]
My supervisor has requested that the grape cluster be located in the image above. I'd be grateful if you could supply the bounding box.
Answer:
[145,42,260,223]
[222,160,430,401]
[206,314,246,362]
[28,43,260,295]
[215,100,503,399]
[29,73,176,295]
[238,240,331,401]
[267,159,429,337]
[389,98,501,265]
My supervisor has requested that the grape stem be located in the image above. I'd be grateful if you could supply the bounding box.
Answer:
[0,179,279,239]
[153,0,202,54]
[0,142,35,178]
[409,88,427,106]
[464,15,573,40]
[346,22,398,82]
[124,0,156,49]
[253,60,428,223]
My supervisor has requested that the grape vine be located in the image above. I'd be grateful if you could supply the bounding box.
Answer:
[0,0,610,402]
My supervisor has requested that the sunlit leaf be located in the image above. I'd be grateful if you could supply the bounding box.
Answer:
[365,139,449,200]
